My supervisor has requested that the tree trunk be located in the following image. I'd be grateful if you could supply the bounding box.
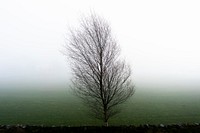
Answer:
[104,109,108,126]
[104,120,108,127]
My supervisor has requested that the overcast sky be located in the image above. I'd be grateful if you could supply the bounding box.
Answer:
[0,0,200,90]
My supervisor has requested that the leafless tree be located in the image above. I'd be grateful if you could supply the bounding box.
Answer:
[64,14,134,126]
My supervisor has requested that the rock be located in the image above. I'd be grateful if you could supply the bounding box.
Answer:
[6,125,10,129]
[144,124,149,128]
[159,124,164,127]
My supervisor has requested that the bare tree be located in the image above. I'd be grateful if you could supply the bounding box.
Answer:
[64,14,134,126]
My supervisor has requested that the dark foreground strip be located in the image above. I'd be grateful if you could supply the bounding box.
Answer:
[0,124,200,133]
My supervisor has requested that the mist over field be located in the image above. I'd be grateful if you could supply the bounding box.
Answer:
[1,0,200,92]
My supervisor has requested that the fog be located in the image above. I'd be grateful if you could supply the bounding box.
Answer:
[0,0,200,91]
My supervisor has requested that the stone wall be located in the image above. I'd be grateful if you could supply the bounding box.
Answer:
[0,124,200,133]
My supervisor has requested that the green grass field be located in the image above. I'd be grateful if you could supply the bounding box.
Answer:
[0,88,200,126]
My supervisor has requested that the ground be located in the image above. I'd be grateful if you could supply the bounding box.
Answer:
[0,88,200,126]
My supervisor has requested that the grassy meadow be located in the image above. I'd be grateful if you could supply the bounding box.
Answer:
[0,88,200,126]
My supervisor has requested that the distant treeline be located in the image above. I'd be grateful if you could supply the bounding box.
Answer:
[1,124,200,133]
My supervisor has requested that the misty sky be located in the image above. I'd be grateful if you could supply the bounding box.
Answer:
[0,0,200,90]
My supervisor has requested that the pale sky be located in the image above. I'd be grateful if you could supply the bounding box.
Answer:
[0,0,200,90]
